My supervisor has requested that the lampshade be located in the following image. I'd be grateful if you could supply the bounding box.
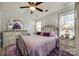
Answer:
[62,24,73,30]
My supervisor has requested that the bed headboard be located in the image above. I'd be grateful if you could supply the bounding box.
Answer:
[41,25,59,35]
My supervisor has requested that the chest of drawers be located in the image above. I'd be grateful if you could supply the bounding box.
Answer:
[59,38,76,55]
[3,31,27,47]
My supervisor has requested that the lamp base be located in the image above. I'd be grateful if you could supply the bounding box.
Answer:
[65,34,70,39]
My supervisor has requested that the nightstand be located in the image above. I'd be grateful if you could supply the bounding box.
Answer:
[59,37,76,55]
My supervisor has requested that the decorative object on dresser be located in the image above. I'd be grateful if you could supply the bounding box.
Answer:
[8,20,23,31]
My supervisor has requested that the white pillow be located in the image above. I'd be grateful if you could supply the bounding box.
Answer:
[50,32,58,39]
[50,32,55,36]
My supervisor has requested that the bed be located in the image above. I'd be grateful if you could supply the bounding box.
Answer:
[16,25,59,56]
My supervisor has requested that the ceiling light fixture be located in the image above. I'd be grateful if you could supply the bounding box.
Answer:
[30,6,36,11]
[20,2,43,14]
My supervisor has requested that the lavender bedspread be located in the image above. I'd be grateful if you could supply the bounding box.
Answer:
[20,35,58,56]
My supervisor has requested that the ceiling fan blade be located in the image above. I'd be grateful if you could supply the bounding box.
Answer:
[28,2,32,5]
[31,11,33,14]
[20,6,30,8]
[36,2,43,6]
[36,7,43,12]
[28,2,35,6]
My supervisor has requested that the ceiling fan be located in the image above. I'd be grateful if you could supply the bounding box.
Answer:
[20,2,43,14]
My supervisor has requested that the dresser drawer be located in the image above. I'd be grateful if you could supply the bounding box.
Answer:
[3,39,16,47]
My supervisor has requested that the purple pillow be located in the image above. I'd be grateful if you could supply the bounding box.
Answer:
[43,32,50,37]
[37,32,41,35]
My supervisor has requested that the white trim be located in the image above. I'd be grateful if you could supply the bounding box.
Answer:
[75,2,79,56]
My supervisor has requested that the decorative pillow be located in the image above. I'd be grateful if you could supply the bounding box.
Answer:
[42,32,50,37]
[50,32,58,39]
[37,32,41,35]
[41,32,43,36]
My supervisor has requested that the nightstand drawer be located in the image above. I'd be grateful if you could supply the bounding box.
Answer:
[59,44,66,51]
[60,43,74,50]
[65,47,76,55]
[3,39,16,47]
[59,37,75,55]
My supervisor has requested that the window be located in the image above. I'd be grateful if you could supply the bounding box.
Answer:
[59,10,75,39]
[35,21,41,32]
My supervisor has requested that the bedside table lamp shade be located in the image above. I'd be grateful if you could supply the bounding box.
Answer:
[62,24,72,30]
[62,24,73,39]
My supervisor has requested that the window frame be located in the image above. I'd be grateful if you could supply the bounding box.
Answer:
[35,20,41,32]
[58,10,75,38]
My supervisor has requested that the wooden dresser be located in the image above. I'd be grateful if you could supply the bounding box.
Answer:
[59,37,76,55]
[2,30,27,47]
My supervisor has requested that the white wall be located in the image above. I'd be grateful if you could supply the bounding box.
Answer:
[0,4,2,32]
[75,3,79,56]
[0,2,35,34]
[41,12,58,28]
[0,10,1,32]
[36,3,75,29]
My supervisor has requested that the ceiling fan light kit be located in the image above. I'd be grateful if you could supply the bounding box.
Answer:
[30,6,36,11]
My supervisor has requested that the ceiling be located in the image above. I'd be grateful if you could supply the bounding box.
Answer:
[0,2,74,20]
[18,2,70,20]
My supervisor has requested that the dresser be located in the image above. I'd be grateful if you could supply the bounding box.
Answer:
[59,37,76,55]
[2,30,27,47]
